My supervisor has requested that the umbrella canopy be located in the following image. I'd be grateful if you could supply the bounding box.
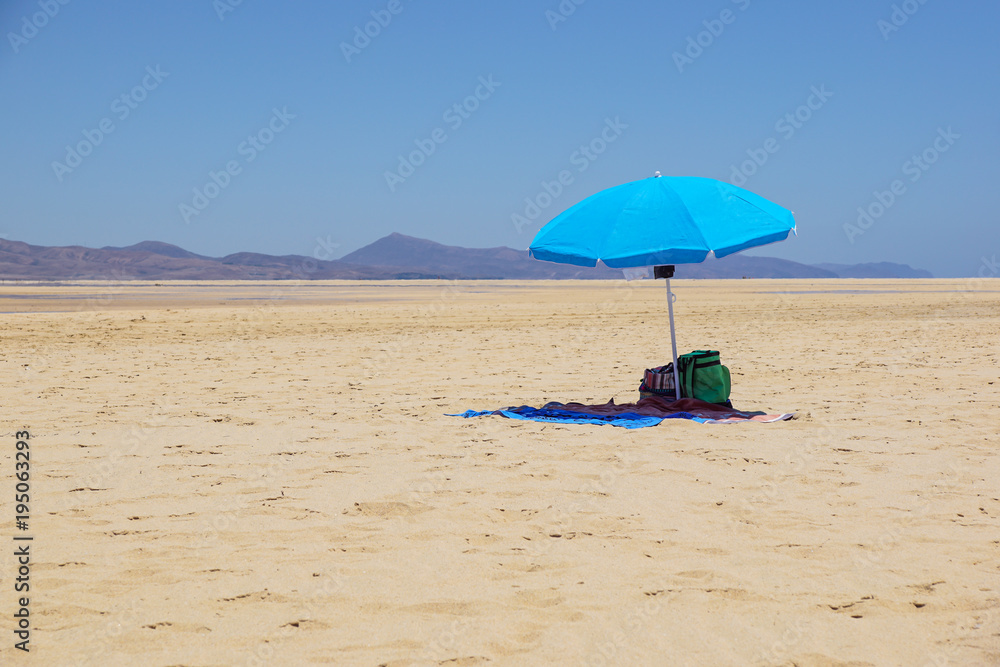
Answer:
[528,174,796,402]
[529,175,796,268]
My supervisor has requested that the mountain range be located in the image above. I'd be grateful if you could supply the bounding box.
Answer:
[0,234,932,280]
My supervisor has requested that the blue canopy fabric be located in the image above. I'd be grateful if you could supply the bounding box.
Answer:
[528,176,796,268]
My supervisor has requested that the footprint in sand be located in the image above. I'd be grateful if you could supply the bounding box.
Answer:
[350,501,429,517]
[403,601,478,616]
[514,589,564,608]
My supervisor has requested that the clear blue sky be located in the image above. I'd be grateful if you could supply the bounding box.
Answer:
[2,0,997,276]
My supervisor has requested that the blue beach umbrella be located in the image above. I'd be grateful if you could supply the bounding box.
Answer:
[529,173,796,397]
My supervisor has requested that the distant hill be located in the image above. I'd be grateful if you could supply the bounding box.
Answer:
[339,233,621,279]
[678,254,837,279]
[102,240,212,261]
[812,262,933,279]
[0,238,402,281]
[0,234,932,280]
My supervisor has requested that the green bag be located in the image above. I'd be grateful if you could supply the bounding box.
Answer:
[677,350,731,404]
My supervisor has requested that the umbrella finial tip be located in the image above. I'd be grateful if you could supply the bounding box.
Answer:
[654,171,661,178]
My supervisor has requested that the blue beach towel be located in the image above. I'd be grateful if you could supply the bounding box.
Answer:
[451,405,703,429]
[449,397,793,429]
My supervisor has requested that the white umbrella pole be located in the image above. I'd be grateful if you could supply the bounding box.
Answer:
[666,277,680,401]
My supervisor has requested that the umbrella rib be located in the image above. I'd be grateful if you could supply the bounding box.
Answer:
[670,191,710,250]
[710,190,797,256]
[724,191,797,232]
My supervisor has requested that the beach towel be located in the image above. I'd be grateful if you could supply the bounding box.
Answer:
[450,396,794,428]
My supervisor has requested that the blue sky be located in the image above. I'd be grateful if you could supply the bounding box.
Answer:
[1,0,997,276]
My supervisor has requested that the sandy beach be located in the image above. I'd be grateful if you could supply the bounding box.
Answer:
[1,278,998,666]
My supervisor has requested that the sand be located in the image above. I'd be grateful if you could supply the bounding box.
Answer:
[1,278,998,666]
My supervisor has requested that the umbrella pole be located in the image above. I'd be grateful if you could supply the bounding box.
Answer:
[655,265,681,402]
[666,277,680,401]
